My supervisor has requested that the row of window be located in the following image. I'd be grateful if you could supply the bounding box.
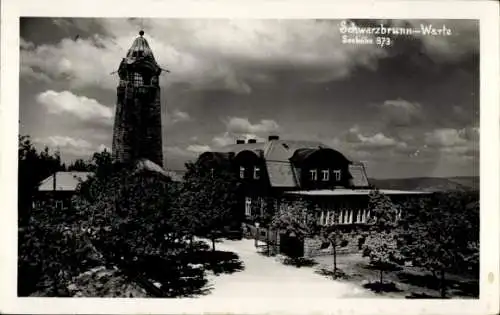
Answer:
[33,199,68,210]
[238,167,342,181]
[244,197,372,225]
[240,166,261,180]
[309,169,341,181]
[317,209,371,225]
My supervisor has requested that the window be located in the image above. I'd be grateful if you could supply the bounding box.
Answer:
[333,169,341,181]
[309,169,318,181]
[240,166,245,179]
[245,197,252,216]
[318,211,324,225]
[321,169,330,181]
[129,72,144,87]
[254,166,260,180]
[210,168,215,178]
[55,200,63,210]
[329,211,333,225]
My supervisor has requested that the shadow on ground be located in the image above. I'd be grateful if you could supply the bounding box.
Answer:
[124,255,211,298]
[282,257,317,268]
[179,249,245,276]
[362,281,403,293]
[397,272,479,298]
[315,268,350,280]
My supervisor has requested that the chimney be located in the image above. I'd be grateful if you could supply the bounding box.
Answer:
[236,140,245,144]
[248,139,257,144]
[268,135,279,141]
[53,172,57,191]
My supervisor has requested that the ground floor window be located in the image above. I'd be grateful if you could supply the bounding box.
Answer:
[55,200,63,210]
[316,207,372,226]
[245,197,252,216]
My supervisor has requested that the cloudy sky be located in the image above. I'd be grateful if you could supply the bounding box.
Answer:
[19,18,479,178]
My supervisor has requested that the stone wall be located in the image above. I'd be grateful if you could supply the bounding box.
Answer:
[303,231,366,258]
[112,83,163,167]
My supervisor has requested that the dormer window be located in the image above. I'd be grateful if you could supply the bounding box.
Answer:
[254,166,260,180]
[240,166,245,179]
[333,169,341,181]
[309,169,318,181]
[321,169,330,181]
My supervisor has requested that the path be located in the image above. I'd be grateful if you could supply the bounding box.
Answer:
[197,238,374,299]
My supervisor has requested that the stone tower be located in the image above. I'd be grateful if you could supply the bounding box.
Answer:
[112,31,164,167]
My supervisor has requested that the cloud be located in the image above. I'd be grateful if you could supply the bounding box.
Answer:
[424,127,478,158]
[226,117,279,135]
[164,145,200,159]
[97,144,111,152]
[344,126,407,150]
[166,109,191,125]
[186,144,211,153]
[425,128,468,147]
[210,117,278,147]
[36,90,114,124]
[378,99,422,127]
[21,36,121,90]
[21,19,388,93]
[389,19,478,62]
[212,132,235,147]
[428,127,479,145]
[33,135,108,158]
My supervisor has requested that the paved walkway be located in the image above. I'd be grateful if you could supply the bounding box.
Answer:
[197,238,374,299]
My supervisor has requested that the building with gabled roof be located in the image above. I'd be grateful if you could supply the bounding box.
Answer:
[196,135,431,257]
[36,171,93,210]
[199,135,370,192]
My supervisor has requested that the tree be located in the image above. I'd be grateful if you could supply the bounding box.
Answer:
[18,201,99,296]
[322,211,349,279]
[182,161,241,251]
[397,191,479,298]
[250,196,277,256]
[270,198,318,259]
[363,231,402,284]
[18,135,65,225]
[270,198,317,240]
[67,149,113,175]
[68,159,94,172]
[362,190,402,285]
[366,189,400,232]
[72,165,209,296]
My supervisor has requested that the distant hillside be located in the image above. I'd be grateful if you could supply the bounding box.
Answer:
[369,176,479,192]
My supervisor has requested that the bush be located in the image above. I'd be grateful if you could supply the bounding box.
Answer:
[18,214,101,296]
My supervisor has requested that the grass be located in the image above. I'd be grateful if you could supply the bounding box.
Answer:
[313,253,478,299]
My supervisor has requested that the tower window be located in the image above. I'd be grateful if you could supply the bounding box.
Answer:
[309,169,318,181]
[333,169,341,181]
[254,166,260,180]
[129,72,144,87]
[321,169,330,181]
[240,166,245,179]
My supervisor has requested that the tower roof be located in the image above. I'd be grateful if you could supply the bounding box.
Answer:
[125,31,157,63]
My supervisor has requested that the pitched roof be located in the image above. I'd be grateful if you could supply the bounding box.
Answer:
[165,170,186,182]
[264,140,327,161]
[38,172,93,192]
[126,34,157,62]
[348,163,370,187]
[209,139,371,189]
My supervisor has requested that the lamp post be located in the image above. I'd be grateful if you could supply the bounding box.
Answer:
[255,222,260,248]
